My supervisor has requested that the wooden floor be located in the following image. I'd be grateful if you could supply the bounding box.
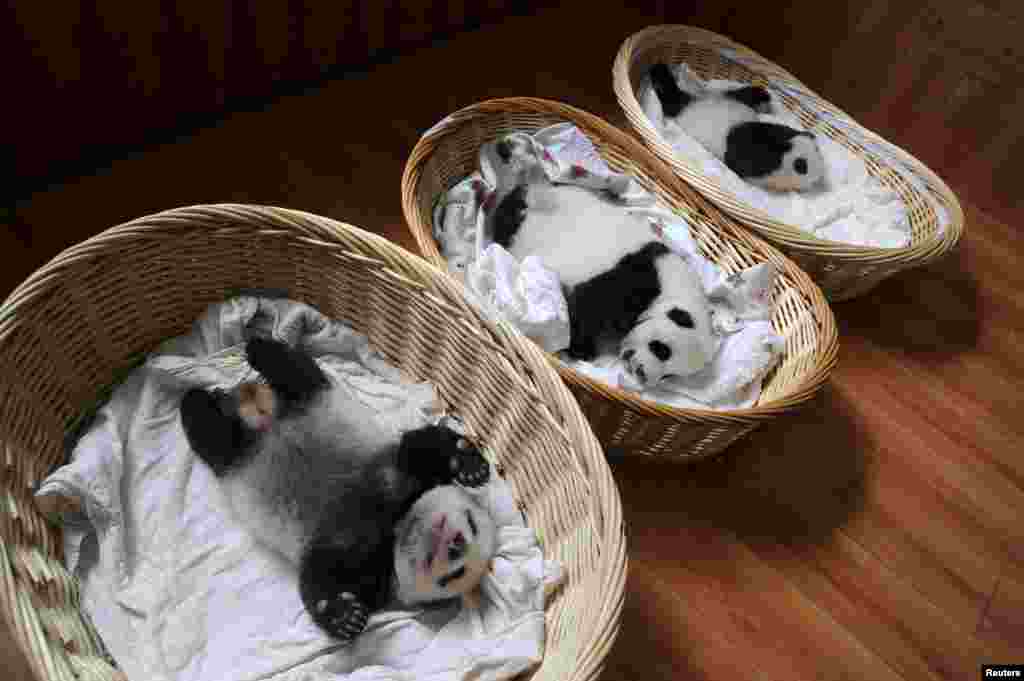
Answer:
[5,2,1022,679]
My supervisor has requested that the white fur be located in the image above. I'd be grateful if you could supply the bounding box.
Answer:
[753,132,826,192]
[671,95,757,160]
[221,459,309,564]
[505,184,655,287]
[620,255,716,386]
[219,386,395,565]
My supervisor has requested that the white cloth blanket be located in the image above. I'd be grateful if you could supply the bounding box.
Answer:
[432,122,784,410]
[637,62,912,249]
[36,296,560,681]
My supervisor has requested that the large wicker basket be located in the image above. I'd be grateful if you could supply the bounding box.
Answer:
[614,25,964,302]
[401,97,839,461]
[0,205,626,681]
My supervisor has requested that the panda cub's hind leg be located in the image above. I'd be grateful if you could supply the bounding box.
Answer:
[245,336,329,406]
[180,388,256,476]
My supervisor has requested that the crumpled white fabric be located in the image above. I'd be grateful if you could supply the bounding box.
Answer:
[432,122,785,410]
[35,297,560,681]
[636,62,912,249]
[467,246,570,353]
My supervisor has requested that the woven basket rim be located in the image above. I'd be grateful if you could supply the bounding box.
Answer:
[0,203,627,681]
[612,24,964,265]
[401,97,839,425]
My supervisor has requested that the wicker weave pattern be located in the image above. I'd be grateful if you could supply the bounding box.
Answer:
[613,25,964,301]
[0,205,626,681]
[401,97,838,461]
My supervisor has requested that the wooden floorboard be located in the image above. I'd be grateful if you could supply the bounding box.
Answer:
[5,1,1023,679]
[981,570,1024,652]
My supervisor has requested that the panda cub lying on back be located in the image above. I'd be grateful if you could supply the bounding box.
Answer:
[648,62,825,192]
[487,136,717,388]
[180,337,497,642]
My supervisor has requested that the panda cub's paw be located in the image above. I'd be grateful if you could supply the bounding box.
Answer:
[315,591,370,642]
[451,438,491,488]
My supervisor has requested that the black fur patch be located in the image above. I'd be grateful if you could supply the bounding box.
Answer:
[181,338,331,477]
[667,307,695,329]
[648,63,693,118]
[246,337,329,408]
[491,185,529,249]
[437,566,466,588]
[566,241,669,360]
[723,121,806,179]
[723,85,773,112]
[495,140,512,163]
[180,388,262,476]
[648,340,672,361]
[395,425,490,495]
[793,157,808,175]
[301,486,401,619]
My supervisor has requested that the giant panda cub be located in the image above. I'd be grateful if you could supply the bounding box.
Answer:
[648,62,825,192]
[179,336,497,642]
[487,135,717,388]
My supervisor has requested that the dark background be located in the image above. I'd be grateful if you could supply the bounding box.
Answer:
[6,0,1020,214]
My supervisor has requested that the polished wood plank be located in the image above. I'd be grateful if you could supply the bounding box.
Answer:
[980,570,1024,652]
[618,455,908,681]
[5,1,1024,679]
[601,561,769,681]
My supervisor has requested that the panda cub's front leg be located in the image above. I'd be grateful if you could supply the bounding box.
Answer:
[396,424,491,489]
[298,530,388,642]
[564,275,614,361]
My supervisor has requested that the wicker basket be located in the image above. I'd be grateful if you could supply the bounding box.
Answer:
[613,25,964,302]
[401,97,838,461]
[0,205,626,681]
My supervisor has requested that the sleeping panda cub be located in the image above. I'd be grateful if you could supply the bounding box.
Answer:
[648,62,825,192]
[179,336,497,642]
[487,136,717,388]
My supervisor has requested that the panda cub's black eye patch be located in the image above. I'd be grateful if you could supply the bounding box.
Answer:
[437,566,466,588]
[648,340,672,361]
[794,158,808,175]
[667,307,694,329]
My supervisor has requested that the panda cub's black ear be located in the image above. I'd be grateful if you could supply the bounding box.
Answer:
[495,139,512,163]
[667,307,695,329]
[723,85,773,113]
